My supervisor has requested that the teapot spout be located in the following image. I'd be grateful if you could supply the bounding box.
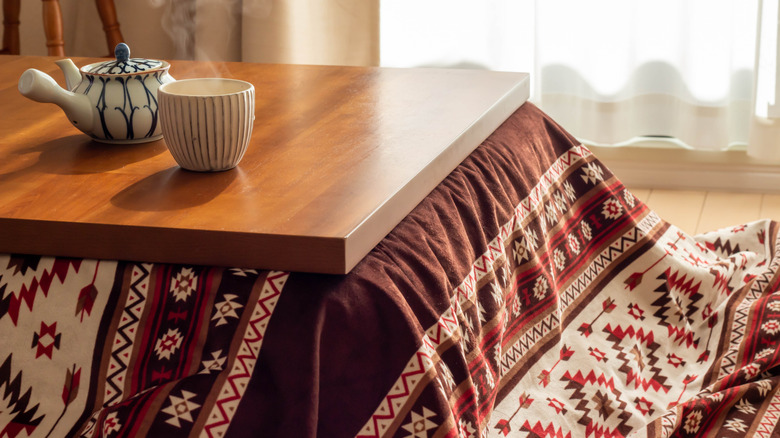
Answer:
[18,68,93,133]
[54,59,82,91]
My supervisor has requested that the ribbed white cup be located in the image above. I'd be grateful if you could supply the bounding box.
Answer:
[159,78,255,172]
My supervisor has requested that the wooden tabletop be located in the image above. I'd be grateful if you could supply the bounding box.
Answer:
[0,55,529,274]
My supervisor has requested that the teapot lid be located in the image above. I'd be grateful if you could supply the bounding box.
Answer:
[82,43,167,75]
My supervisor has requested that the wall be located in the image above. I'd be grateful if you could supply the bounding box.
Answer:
[16,1,378,66]
[19,2,177,60]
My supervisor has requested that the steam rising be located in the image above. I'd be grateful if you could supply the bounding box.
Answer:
[147,0,195,59]
[147,0,272,65]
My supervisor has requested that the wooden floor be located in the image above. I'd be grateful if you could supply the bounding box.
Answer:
[630,189,780,235]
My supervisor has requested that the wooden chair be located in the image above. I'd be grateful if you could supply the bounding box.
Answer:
[1,0,123,56]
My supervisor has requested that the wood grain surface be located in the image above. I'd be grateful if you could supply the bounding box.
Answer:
[0,55,529,273]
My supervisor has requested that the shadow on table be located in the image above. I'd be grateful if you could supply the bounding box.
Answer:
[110,166,239,211]
[0,134,167,180]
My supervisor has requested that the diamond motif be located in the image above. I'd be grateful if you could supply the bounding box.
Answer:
[684,410,703,434]
[31,321,61,359]
[762,319,780,335]
[170,268,197,302]
[581,162,604,184]
[601,198,623,220]
[212,294,243,326]
[200,350,227,374]
[724,418,748,433]
[154,328,183,360]
[103,411,121,435]
[400,407,437,437]
[162,390,201,427]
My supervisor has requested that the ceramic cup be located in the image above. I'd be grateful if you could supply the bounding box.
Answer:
[159,78,255,172]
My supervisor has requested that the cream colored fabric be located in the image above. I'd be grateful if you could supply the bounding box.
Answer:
[17,0,378,66]
[382,1,759,154]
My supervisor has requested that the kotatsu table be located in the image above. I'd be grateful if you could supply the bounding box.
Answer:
[3,55,780,438]
[0,56,529,274]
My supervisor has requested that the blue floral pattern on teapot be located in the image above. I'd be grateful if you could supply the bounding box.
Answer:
[18,43,175,144]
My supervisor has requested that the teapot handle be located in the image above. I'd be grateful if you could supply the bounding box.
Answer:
[19,69,93,133]
[18,68,68,103]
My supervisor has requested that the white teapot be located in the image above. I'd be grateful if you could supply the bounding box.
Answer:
[18,43,174,144]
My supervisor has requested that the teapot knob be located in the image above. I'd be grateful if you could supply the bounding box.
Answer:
[114,43,130,62]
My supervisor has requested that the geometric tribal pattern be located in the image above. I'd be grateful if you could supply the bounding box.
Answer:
[201,271,289,437]
[0,260,284,437]
[5,105,780,437]
[359,145,780,437]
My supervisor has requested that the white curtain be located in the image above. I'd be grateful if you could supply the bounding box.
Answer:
[21,0,780,159]
[536,0,755,151]
[751,0,780,160]
[381,1,776,156]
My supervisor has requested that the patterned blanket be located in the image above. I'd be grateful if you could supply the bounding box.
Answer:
[2,103,780,437]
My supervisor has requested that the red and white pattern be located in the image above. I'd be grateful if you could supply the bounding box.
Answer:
[358,143,780,437]
[103,263,152,406]
[0,257,116,437]
[202,270,289,437]
[356,304,459,438]
[5,104,780,437]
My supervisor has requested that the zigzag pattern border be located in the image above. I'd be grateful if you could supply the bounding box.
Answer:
[718,231,780,379]
[453,145,591,309]
[355,145,592,437]
[558,215,659,311]
[103,263,152,406]
[356,305,459,438]
[498,216,653,375]
[718,305,749,380]
[755,388,780,438]
[745,231,780,302]
[202,271,289,438]
[658,409,679,438]
[499,310,560,375]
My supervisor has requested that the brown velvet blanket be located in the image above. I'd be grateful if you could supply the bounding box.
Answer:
[2,103,780,437]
